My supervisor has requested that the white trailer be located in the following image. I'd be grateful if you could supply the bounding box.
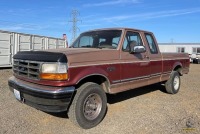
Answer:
[158,43,200,54]
[0,30,66,67]
[158,43,200,63]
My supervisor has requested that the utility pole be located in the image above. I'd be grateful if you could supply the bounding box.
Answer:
[68,9,81,43]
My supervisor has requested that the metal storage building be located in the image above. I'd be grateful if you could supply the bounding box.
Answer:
[0,30,66,67]
[158,43,200,54]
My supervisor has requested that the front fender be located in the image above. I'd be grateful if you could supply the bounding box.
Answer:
[68,66,110,85]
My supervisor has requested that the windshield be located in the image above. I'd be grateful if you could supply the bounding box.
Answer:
[71,30,122,49]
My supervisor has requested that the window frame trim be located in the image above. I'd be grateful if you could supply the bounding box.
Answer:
[122,31,144,52]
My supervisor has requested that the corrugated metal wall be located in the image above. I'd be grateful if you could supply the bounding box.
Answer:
[0,31,12,67]
[0,30,66,67]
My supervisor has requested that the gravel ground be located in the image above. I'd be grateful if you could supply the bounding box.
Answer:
[0,64,200,134]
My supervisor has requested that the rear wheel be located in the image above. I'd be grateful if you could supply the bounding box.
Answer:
[165,71,181,94]
[68,82,107,129]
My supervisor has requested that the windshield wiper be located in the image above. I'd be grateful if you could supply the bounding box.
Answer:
[98,45,115,49]
[81,45,92,48]
[81,45,103,49]
[70,45,102,49]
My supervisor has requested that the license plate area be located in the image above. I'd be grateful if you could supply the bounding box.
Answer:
[14,89,21,101]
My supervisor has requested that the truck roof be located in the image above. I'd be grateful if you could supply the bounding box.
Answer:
[84,27,152,34]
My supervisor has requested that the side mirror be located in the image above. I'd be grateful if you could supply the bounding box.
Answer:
[130,45,146,54]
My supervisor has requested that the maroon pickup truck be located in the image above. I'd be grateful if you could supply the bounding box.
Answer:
[8,28,189,129]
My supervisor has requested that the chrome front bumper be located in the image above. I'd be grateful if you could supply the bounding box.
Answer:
[8,76,75,112]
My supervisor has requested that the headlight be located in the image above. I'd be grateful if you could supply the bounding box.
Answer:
[40,63,68,80]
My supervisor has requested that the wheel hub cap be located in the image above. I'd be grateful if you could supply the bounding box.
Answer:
[173,76,180,90]
[83,93,102,120]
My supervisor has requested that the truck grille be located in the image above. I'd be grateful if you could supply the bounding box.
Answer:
[13,59,42,80]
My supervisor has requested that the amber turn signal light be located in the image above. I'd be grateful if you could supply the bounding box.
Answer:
[40,73,68,80]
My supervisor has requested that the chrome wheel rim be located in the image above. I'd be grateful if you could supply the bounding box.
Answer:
[83,93,102,120]
[173,76,180,90]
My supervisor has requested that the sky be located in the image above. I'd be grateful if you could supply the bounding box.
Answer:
[0,0,200,44]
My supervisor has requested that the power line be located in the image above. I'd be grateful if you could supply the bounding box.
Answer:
[68,9,81,42]
[0,20,41,28]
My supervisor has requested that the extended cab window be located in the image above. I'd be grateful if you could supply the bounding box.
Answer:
[145,34,158,54]
[122,31,143,51]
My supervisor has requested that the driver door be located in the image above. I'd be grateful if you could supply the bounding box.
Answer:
[119,30,151,91]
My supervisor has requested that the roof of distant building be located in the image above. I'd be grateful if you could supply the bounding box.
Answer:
[158,43,200,45]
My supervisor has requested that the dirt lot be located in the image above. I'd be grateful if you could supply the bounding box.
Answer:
[0,64,200,134]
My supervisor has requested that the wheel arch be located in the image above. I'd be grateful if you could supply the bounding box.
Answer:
[172,62,183,76]
[75,74,110,93]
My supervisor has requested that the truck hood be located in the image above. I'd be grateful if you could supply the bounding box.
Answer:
[46,48,119,67]
[13,48,119,67]
[45,48,102,55]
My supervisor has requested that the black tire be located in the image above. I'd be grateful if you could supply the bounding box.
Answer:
[165,71,181,94]
[68,82,107,129]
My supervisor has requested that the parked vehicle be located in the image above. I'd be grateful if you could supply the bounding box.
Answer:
[8,28,190,129]
[189,54,193,63]
[191,53,200,64]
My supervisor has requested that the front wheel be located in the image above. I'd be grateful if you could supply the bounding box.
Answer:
[165,71,181,94]
[68,82,107,129]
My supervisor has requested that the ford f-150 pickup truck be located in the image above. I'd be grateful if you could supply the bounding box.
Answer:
[8,28,190,129]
